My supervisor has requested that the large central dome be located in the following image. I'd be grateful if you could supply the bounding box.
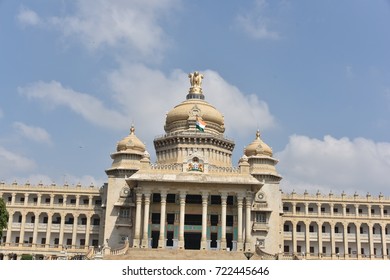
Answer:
[164,71,225,136]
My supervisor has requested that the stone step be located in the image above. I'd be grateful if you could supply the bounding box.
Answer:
[105,248,262,260]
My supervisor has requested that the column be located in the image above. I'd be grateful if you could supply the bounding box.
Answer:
[292,202,296,215]
[178,192,186,249]
[45,213,52,248]
[220,193,227,250]
[381,223,387,259]
[5,211,13,244]
[318,221,323,258]
[37,194,42,207]
[32,211,39,247]
[141,192,151,248]
[72,214,78,249]
[158,191,167,249]
[305,203,309,215]
[201,192,208,250]
[368,223,374,259]
[343,223,348,259]
[85,214,91,248]
[89,195,93,208]
[244,193,252,251]
[11,193,16,205]
[76,195,80,207]
[342,204,347,217]
[330,223,335,259]
[236,194,244,251]
[292,221,297,255]
[63,195,67,207]
[305,221,310,258]
[24,193,29,206]
[19,212,26,247]
[356,222,361,259]
[133,192,143,248]
[59,213,66,248]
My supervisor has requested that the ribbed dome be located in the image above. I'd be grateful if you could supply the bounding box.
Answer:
[244,130,273,157]
[164,71,225,135]
[117,125,145,154]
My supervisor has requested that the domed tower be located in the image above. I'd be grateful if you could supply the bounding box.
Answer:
[153,71,235,168]
[104,125,147,247]
[244,130,282,182]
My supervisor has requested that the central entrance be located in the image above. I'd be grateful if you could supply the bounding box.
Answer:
[184,232,201,250]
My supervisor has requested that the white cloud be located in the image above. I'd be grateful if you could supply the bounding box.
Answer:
[107,64,276,146]
[236,0,280,40]
[17,6,42,26]
[18,80,127,130]
[24,0,179,58]
[275,135,390,195]
[0,146,36,178]
[13,122,52,144]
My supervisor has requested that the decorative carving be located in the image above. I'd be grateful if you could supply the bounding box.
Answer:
[187,157,204,172]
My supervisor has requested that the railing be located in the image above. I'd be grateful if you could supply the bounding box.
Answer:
[110,240,129,256]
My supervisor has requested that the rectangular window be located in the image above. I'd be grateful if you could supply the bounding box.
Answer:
[283,224,290,232]
[284,245,289,253]
[295,206,301,212]
[322,226,326,233]
[321,207,325,212]
[296,224,301,232]
[167,213,175,224]
[210,196,221,205]
[255,213,266,223]
[384,209,388,215]
[333,208,338,213]
[310,247,314,254]
[226,215,233,226]
[335,247,339,254]
[358,208,363,214]
[41,238,46,245]
[151,213,160,224]
[360,227,364,234]
[70,199,76,204]
[308,207,314,212]
[335,227,339,233]
[322,247,326,254]
[347,226,351,233]
[346,208,350,213]
[166,194,176,203]
[93,218,100,226]
[309,225,314,232]
[58,198,63,204]
[283,206,289,211]
[297,245,301,253]
[210,215,218,226]
[152,193,161,203]
[227,196,234,205]
[45,198,50,203]
[120,208,130,218]
[66,239,72,246]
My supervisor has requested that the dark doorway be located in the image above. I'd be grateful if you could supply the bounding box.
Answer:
[184,232,201,250]
[151,231,159,248]
[226,233,233,251]
[210,232,218,248]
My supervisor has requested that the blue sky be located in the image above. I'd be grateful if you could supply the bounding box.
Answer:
[1,0,390,196]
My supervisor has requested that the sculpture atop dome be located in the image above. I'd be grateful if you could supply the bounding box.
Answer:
[188,71,204,94]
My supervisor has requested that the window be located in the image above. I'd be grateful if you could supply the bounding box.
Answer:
[295,206,301,212]
[211,196,221,205]
[227,196,234,205]
[347,226,351,233]
[58,198,63,204]
[322,226,326,233]
[167,214,175,224]
[346,208,350,213]
[70,199,76,204]
[333,208,338,213]
[226,215,233,226]
[309,225,314,232]
[335,247,339,254]
[211,215,218,226]
[358,208,363,214]
[152,193,161,203]
[284,224,290,232]
[335,227,339,233]
[310,247,314,254]
[308,207,314,212]
[93,218,100,226]
[120,209,130,218]
[95,200,102,205]
[322,247,326,254]
[297,245,302,253]
[371,209,375,214]
[284,245,290,253]
[166,194,176,203]
[151,213,160,224]
[255,213,267,223]
[283,206,289,211]
[384,209,388,215]
[321,207,325,212]
[360,227,364,234]
[296,224,301,232]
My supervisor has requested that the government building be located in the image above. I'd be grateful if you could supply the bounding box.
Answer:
[1,72,390,260]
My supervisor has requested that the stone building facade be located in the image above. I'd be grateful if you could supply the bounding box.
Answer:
[1,72,390,260]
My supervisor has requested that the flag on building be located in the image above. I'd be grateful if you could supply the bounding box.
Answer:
[196,117,206,132]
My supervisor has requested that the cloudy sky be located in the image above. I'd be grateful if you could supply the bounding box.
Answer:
[1,0,390,196]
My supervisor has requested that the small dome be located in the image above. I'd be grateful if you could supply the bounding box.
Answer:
[117,125,146,154]
[244,130,273,157]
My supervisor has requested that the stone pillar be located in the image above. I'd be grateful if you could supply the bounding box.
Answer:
[220,193,227,250]
[85,214,91,248]
[342,204,347,217]
[292,221,297,255]
[19,212,26,246]
[201,192,208,250]
[317,221,323,258]
[158,191,167,248]
[368,223,374,259]
[32,211,39,247]
[381,223,387,259]
[59,213,66,248]
[5,211,13,244]
[343,223,349,259]
[330,223,335,259]
[133,192,143,248]
[141,192,151,248]
[356,222,361,259]
[76,195,80,208]
[236,194,244,251]
[45,213,52,248]
[24,193,29,206]
[244,193,252,251]
[305,221,310,258]
[37,194,42,207]
[178,192,186,249]
[72,214,78,249]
